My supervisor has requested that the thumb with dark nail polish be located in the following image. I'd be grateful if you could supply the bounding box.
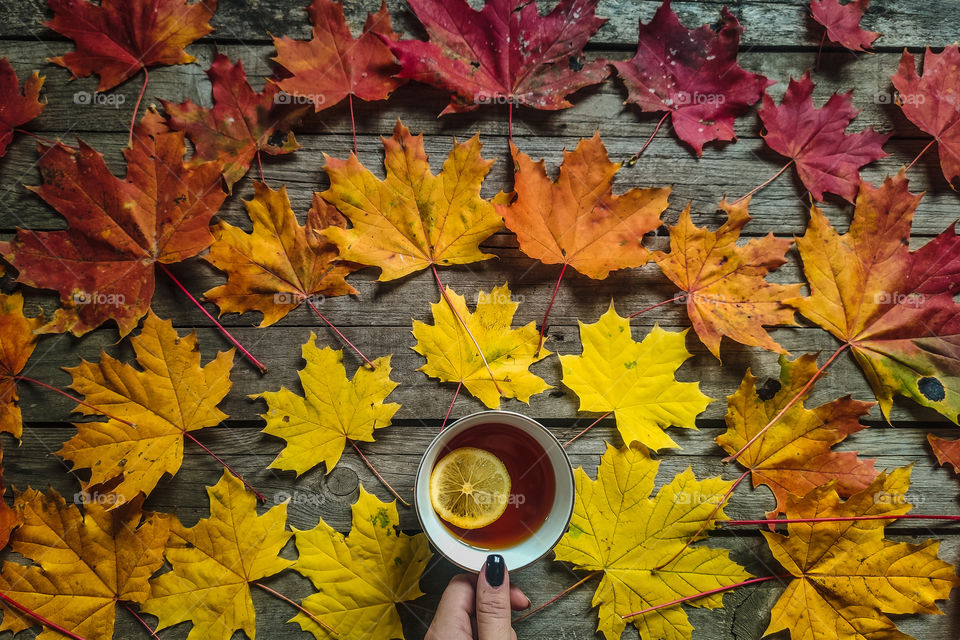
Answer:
[476,554,515,639]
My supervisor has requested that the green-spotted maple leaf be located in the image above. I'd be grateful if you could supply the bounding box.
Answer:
[787,170,960,422]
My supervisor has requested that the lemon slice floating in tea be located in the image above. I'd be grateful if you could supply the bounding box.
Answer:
[429,447,511,529]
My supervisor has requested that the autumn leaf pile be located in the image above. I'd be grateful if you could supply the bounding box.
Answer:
[0,0,959,639]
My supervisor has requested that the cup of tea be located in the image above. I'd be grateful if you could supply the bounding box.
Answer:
[414,410,575,572]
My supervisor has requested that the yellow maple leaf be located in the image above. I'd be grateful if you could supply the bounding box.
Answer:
[58,310,234,507]
[254,336,399,475]
[321,120,503,281]
[554,443,751,640]
[763,468,960,639]
[411,283,551,408]
[0,291,43,439]
[291,486,431,640]
[204,181,360,327]
[0,490,169,640]
[143,471,293,640]
[559,302,712,450]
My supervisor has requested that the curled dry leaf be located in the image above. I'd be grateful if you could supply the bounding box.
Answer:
[412,283,551,409]
[560,302,712,450]
[554,443,751,640]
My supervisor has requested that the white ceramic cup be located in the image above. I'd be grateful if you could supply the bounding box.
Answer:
[414,410,575,572]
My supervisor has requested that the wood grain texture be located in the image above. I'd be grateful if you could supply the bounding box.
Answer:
[1,0,959,638]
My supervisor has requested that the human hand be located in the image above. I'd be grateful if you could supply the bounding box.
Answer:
[425,554,531,640]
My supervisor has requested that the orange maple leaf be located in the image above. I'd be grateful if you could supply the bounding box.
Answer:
[204,182,360,326]
[0,292,43,439]
[46,0,217,91]
[498,134,669,279]
[0,110,226,337]
[928,434,960,476]
[717,353,877,518]
[654,197,802,359]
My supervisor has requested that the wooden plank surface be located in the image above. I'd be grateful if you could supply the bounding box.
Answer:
[1,0,959,638]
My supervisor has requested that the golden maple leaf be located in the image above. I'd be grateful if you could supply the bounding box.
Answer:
[763,468,960,639]
[0,291,43,438]
[0,490,169,640]
[291,486,431,640]
[498,134,669,278]
[255,336,399,475]
[321,120,503,281]
[204,181,360,326]
[653,197,801,360]
[143,471,293,640]
[58,311,234,507]
[559,302,712,450]
[717,353,878,518]
[411,283,551,408]
[554,443,751,640]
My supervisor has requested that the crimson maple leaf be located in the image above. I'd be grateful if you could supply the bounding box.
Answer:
[0,58,44,158]
[810,0,880,52]
[271,0,404,111]
[891,45,960,188]
[759,72,889,202]
[162,54,303,190]
[0,110,226,337]
[612,0,770,155]
[386,0,609,114]
[46,0,218,91]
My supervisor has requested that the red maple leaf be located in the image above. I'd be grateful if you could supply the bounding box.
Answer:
[0,58,44,158]
[46,0,217,91]
[162,54,303,190]
[891,45,960,188]
[612,0,770,155]
[810,0,880,52]
[759,71,889,202]
[0,110,226,337]
[271,0,403,111]
[386,0,609,115]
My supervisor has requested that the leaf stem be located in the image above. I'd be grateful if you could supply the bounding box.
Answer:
[348,93,358,156]
[129,67,148,148]
[430,265,504,397]
[733,161,793,204]
[440,382,462,432]
[621,575,790,620]
[0,590,90,640]
[562,411,612,448]
[537,262,567,355]
[508,100,513,143]
[513,570,602,624]
[906,139,936,172]
[815,31,826,70]
[349,439,410,507]
[181,430,265,502]
[158,263,268,374]
[305,297,374,369]
[723,343,848,463]
[122,603,160,639]
[15,376,134,427]
[654,468,750,571]
[252,581,339,637]
[628,294,686,319]
[724,514,960,526]
[256,149,265,183]
[626,112,669,167]
[14,128,60,146]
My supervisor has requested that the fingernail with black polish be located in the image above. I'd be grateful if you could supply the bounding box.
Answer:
[485,554,505,587]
